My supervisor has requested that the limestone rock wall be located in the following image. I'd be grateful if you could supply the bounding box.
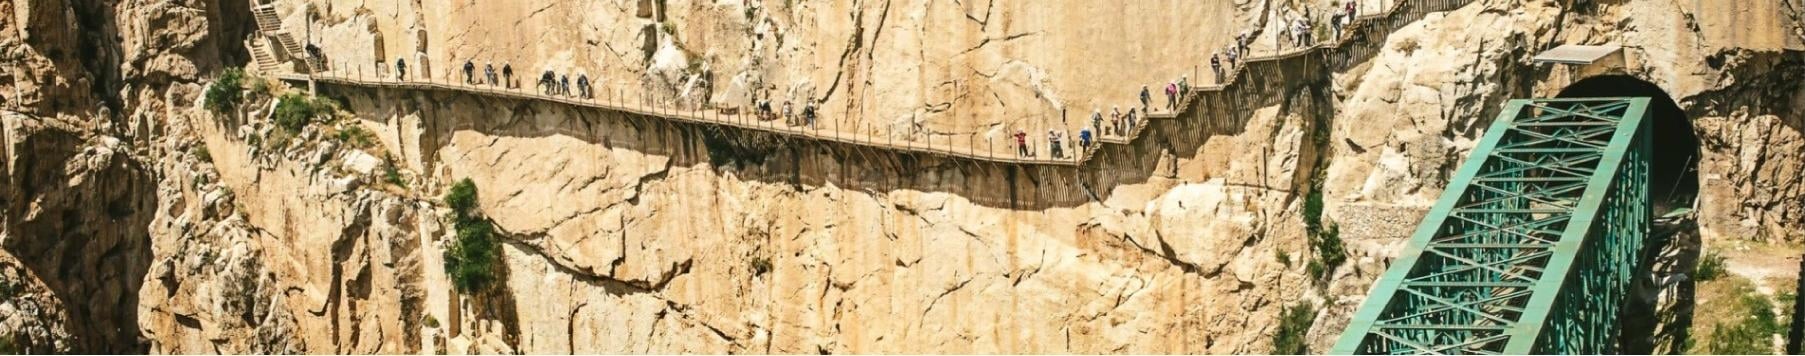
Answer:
[0,0,1800,354]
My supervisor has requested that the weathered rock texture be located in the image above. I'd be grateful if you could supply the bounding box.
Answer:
[0,0,1800,354]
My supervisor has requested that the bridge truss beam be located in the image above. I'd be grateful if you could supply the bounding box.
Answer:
[1334,98,1653,354]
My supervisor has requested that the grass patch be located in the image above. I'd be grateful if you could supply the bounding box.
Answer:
[382,157,407,188]
[191,144,212,163]
[1696,251,1727,281]
[249,76,272,98]
[1693,278,1783,354]
[204,67,246,113]
[443,179,500,294]
[1272,302,1316,354]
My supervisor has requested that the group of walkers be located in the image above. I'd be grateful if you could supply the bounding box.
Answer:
[1284,1,1361,50]
[533,69,594,99]
[754,93,818,129]
[375,57,519,91]
[377,56,602,101]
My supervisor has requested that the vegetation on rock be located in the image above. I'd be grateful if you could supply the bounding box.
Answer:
[274,93,336,133]
[1700,282,1785,354]
[204,68,246,113]
[443,179,500,294]
[1273,302,1316,354]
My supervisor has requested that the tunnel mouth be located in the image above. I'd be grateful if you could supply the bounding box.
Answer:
[1555,75,1699,215]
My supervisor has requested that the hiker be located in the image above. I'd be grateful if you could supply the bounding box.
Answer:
[1139,85,1152,114]
[1090,109,1104,137]
[463,60,475,84]
[485,63,497,85]
[802,100,817,128]
[1165,82,1179,111]
[1111,106,1123,136]
[1126,108,1138,133]
[1331,3,1343,40]
[1079,126,1093,154]
[1014,130,1029,157]
[1347,1,1357,20]
[577,74,591,98]
[758,99,773,120]
[782,101,794,125]
[1211,53,1224,83]
[396,58,407,80]
[305,43,322,60]
[539,71,555,94]
[502,64,514,88]
[560,75,571,97]
[1228,46,1240,68]
[1238,30,1252,54]
[1048,130,1063,159]
[1179,75,1190,94]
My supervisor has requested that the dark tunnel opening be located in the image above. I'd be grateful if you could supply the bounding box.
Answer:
[1556,75,1703,353]
[1555,75,1699,215]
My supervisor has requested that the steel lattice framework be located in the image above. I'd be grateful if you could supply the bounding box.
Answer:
[1334,98,1653,354]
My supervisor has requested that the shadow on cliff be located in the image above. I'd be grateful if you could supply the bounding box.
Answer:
[0,125,156,353]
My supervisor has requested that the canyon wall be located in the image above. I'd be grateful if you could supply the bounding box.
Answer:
[0,0,1799,353]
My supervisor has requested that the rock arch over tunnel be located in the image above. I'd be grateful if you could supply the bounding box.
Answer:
[1556,75,1699,215]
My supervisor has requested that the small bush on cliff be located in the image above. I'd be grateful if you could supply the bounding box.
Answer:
[335,125,378,149]
[1307,223,1346,281]
[444,179,478,219]
[382,158,407,188]
[205,67,246,113]
[274,93,337,133]
[1273,302,1316,354]
[443,178,499,294]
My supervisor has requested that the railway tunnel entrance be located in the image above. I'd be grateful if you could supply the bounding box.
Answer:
[1555,75,1699,214]
[1554,74,1700,353]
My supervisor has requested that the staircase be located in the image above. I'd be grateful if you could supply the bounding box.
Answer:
[248,1,319,73]
[247,38,280,72]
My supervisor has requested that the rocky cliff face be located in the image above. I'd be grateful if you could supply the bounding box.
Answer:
[0,0,1801,354]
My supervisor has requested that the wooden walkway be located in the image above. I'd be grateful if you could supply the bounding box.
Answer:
[280,0,1472,167]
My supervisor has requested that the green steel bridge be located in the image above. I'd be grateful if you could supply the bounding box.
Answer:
[1334,97,1655,354]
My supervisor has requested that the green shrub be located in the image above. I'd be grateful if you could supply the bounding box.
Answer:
[1303,188,1326,234]
[204,67,246,113]
[1310,223,1347,281]
[1273,303,1316,354]
[442,178,499,294]
[192,144,212,163]
[1275,249,1292,267]
[249,77,272,98]
[383,159,406,188]
[444,179,479,218]
[1696,251,1727,281]
[335,125,377,149]
[445,216,499,293]
[1704,288,1783,354]
[423,315,441,328]
[274,94,336,133]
